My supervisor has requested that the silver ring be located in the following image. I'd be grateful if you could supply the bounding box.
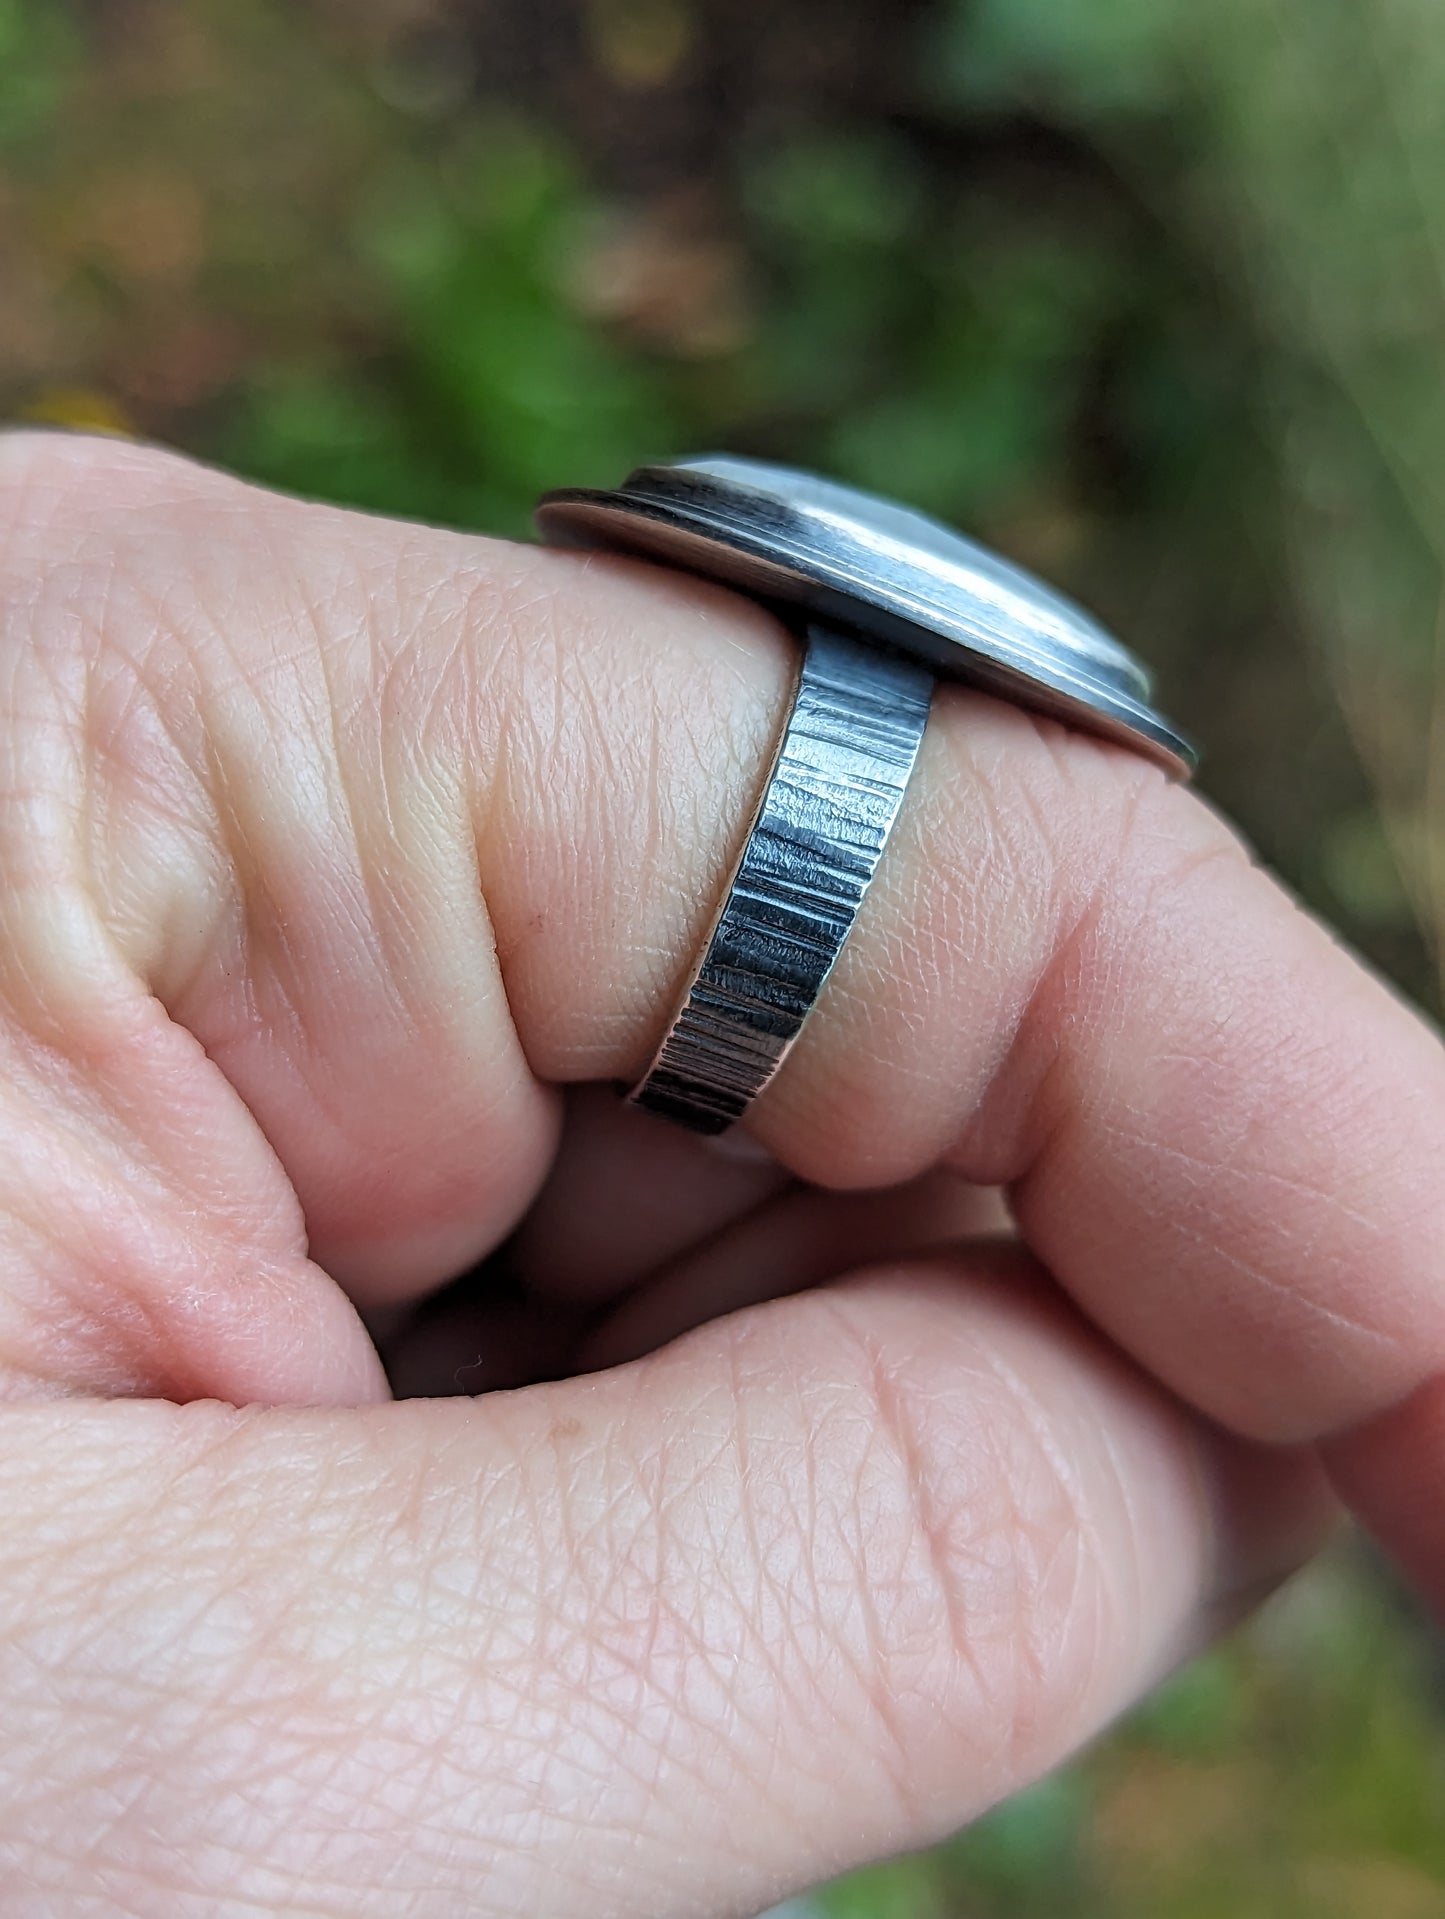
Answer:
[536,455,1192,1135]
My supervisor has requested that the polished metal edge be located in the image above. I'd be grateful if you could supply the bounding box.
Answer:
[537,482,1195,778]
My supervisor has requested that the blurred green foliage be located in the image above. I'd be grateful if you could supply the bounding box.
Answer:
[3,0,1444,1913]
[0,0,78,142]
[903,1556,1445,1918]
[225,119,679,530]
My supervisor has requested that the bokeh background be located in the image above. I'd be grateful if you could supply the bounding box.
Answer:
[3,1,1444,1912]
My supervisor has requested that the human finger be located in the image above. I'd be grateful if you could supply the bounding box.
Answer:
[578,1170,1011,1370]
[508,1082,789,1305]
[382,1167,1008,1394]
[0,1250,1332,1917]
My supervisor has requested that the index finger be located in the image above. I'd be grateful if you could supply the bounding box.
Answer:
[484,471,1445,1466]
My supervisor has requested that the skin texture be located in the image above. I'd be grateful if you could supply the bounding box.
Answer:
[0,429,1442,1916]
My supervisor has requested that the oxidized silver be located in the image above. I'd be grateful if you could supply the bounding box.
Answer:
[627,625,930,1133]
[536,455,1191,1134]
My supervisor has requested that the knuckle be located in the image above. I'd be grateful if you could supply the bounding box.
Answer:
[814,1287,1121,1805]
[0,429,182,553]
[0,442,220,993]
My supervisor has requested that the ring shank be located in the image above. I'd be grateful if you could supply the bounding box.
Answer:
[630,624,934,1134]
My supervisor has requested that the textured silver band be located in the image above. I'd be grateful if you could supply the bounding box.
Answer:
[630,623,934,1134]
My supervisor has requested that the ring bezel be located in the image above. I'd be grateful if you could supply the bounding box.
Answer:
[536,455,1194,778]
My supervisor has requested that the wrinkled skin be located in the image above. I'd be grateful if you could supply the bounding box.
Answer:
[0,431,1442,1917]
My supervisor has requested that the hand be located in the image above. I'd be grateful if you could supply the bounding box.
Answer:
[1,430,1442,1919]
